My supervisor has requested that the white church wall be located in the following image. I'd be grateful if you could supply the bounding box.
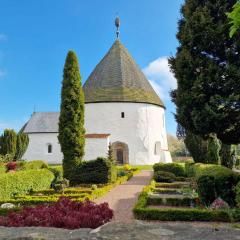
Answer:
[22,133,63,164]
[23,133,110,164]
[85,102,172,165]
[23,102,172,165]
[84,137,109,161]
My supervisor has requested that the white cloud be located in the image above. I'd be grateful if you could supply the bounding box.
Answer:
[143,57,177,100]
[0,34,7,42]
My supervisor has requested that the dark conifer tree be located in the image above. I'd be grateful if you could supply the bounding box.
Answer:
[0,129,17,157]
[169,0,240,167]
[15,133,29,160]
[58,51,85,181]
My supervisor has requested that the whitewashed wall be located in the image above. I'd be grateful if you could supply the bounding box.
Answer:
[84,137,109,161]
[23,133,63,164]
[85,102,172,165]
[23,102,172,165]
[23,133,109,164]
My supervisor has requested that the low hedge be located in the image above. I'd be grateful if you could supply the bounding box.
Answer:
[153,163,185,177]
[155,182,189,189]
[71,158,117,185]
[0,169,55,199]
[148,195,196,207]
[153,188,182,195]
[153,171,176,183]
[19,160,49,170]
[133,183,238,222]
[0,169,139,206]
[134,207,231,222]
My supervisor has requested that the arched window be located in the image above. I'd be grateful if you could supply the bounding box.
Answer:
[47,144,52,154]
[154,142,161,155]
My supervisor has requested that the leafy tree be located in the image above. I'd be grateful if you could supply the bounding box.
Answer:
[58,51,85,181]
[227,1,240,37]
[15,133,29,160]
[0,129,17,157]
[207,134,221,164]
[169,0,240,167]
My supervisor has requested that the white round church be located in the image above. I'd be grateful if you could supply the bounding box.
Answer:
[23,25,172,165]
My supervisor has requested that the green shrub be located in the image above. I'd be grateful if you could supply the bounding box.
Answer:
[197,175,216,206]
[71,158,117,185]
[185,161,195,177]
[0,169,54,199]
[235,181,240,208]
[153,171,176,183]
[153,163,185,177]
[194,163,239,206]
[22,160,48,170]
[0,164,6,174]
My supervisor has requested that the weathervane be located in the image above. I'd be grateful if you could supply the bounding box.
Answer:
[115,15,120,39]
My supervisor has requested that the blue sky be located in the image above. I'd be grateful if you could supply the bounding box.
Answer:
[0,0,184,135]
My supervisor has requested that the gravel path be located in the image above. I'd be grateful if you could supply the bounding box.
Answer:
[95,170,153,222]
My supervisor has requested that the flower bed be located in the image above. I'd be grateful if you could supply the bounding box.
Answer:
[133,180,240,222]
[0,197,113,229]
[0,168,139,207]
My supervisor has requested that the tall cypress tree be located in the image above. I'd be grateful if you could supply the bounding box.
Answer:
[169,1,240,162]
[15,133,29,160]
[58,51,85,181]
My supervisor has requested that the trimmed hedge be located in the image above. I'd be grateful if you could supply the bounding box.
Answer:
[71,158,117,185]
[153,163,185,177]
[153,188,182,195]
[0,169,54,199]
[134,207,231,222]
[133,185,237,222]
[20,160,48,170]
[0,170,138,206]
[153,171,176,183]
[148,195,196,207]
[155,182,189,189]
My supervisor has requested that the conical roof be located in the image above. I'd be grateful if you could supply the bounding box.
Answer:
[83,40,165,108]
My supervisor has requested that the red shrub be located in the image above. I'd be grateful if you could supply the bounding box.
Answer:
[0,197,113,229]
[6,162,17,172]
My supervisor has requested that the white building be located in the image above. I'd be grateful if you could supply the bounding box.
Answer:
[23,36,172,165]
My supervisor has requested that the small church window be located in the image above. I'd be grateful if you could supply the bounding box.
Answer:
[121,112,125,118]
[47,144,52,154]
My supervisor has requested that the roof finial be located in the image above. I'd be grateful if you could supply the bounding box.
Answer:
[115,15,120,39]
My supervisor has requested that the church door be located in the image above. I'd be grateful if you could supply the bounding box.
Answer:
[116,149,124,165]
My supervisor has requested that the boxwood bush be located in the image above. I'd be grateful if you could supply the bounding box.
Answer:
[0,169,54,199]
[153,171,176,183]
[71,158,117,185]
[153,163,185,177]
[20,160,48,170]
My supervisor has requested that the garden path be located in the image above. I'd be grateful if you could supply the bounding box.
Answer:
[95,170,153,222]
